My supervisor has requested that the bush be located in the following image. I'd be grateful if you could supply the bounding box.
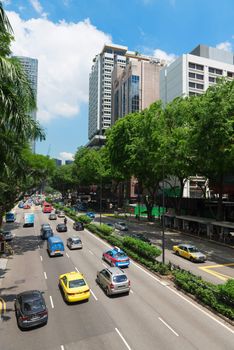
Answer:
[77,215,92,224]
[218,279,234,307]
[123,236,161,261]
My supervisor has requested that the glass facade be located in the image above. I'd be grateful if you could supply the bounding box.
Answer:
[129,75,139,113]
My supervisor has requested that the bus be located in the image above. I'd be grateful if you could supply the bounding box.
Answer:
[47,236,64,257]
[5,212,16,223]
[42,202,53,213]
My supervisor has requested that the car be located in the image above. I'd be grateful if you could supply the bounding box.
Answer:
[96,267,130,296]
[56,223,67,232]
[41,223,51,231]
[23,204,31,209]
[15,290,48,329]
[1,230,14,241]
[102,247,130,268]
[55,208,60,214]
[73,221,84,231]
[173,243,207,262]
[67,236,83,250]
[86,212,95,219]
[115,222,128,231]
[57,211,65,218]
[59,271,90,303]
[49,213,57,220]
[18,202,24,208]
[127,233,151,244]
[40,227,53,240]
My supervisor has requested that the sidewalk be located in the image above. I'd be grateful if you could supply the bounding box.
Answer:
[0,257,8,288]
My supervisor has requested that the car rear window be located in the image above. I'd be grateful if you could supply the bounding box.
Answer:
[53,243,63,250]
[113,275,127,283]
[23,298,45,313]
[69,279,86,288]
[116,252,126,258]
[72,239,81,244]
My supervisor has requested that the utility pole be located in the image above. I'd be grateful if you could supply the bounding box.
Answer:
[162,164,165,264]
[99,177,102,225]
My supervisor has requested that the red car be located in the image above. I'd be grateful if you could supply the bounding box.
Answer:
[23,204,31,209]
[102,247,130,268]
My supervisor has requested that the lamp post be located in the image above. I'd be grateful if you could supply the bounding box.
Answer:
[162,164,165,264]
[99,176,102,225]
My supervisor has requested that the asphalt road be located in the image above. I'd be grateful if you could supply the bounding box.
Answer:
[0,206,233,350]
[96,215,234,284]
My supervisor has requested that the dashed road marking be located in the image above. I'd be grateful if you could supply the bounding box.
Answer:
[88,250,94,255]
[0,297,6,318]
[66,253,70,258]
[40,255,43,262]
[50,295,54,309]
[74,267,79,272]
[60,346,65,350]
[158,317,179,336]
[90,289,98,301]
[115,328,131,350]
[44,271,47,280]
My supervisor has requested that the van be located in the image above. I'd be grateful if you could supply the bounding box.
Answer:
[5,212,16,223]
[47,236,64,257]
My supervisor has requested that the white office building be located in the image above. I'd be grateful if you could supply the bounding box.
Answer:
[160,44,234,104]
[17,56,38,153]
[160,45,234,198]
[88,44,128,146]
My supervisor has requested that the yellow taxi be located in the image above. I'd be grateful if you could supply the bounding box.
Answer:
[173,244,206,262]
[59,271,90,303]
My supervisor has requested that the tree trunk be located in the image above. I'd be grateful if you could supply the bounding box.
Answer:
[217,174,224,221]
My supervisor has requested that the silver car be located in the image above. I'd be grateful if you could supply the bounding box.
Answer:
[115,222,128,231]
[67,236,83,250]
[96,267,130,296]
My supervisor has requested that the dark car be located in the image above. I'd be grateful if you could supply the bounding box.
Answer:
[73,221,84,231]
[1,230,14,241]
[40,227,53,240]
[56,223,67,232]
[15,290,48,329]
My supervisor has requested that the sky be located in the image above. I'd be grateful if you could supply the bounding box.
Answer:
[2,0,234,162]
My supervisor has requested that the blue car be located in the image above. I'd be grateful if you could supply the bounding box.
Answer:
[18,202,24,208]
[86,212,95,219]
[102,247,130,268]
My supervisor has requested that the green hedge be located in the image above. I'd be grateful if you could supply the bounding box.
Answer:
[172,269,234,320]
[122,236,161,261]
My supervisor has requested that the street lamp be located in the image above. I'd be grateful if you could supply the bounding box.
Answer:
[162,164,165,264]
[99,177,102,225]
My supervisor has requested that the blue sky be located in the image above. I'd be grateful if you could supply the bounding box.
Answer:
[2,0,234,161]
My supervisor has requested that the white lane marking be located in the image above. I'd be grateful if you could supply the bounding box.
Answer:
[158,317,179,337]
[44,272,47,280]
[131,261,161,283]
[85,229,110,247]
[66,253,70,258]
[115,328,131,350]
[60,346,64,350]
[74,267,79,272]
[166,285,234,335]
[130,290,133,294]
[88,249,94,255]
[102,262,108,268]
[50,295,54,309]
[90,289,98,301]
[38,245,40,249]
[40,255,43,262]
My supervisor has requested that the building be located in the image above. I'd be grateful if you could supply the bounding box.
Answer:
[88,44,128,147]
[160,44,234,197]
[53,158,62,167]
[65,160,74,165]
[160,44,234,104]
[16,56,38,153]
[112,54,165,123]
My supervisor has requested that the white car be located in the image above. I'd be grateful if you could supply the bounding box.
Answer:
[115,222,128,231]
[67,236,83,250]
[57,211,65,218]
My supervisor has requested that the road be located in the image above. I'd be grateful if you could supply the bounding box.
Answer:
[0,206,233,350]
[96,215,234,284]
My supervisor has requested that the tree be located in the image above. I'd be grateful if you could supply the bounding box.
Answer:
[189,79,234,220]
[50,164,76,198]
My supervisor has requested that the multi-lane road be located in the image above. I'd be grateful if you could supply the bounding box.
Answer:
[0,206,233,350]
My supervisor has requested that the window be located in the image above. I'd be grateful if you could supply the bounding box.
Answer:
[196,64,204,71]
[227,71,234,78]
[189,82,196,88]
[189,62,196,69]
[189,72,195,78]
[189,62,204,71]
[196,83,204,90]
[196,74,204,80]
[209,67,215,73]
[216,69,222,75]
[209,67,223,75]
[209,76,215,83]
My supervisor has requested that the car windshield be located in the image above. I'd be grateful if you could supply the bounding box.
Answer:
[188,247,199,253]
[72,239,81,244]
[115,252,127,258]
[113,275,127,283]
[69,279,86,288]
[23,298,45,313]
[119,222,125,226]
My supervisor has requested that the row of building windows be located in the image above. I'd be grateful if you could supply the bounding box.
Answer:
[209,67,222,75]
[188,72,204,80]
[189,81,204,89]
[188,62,204,71]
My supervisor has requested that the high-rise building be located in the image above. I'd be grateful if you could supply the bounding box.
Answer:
[112,54,165,123]
[160,44,234,198]
[16,56,38,153]
[160,44,234,104]
[53,158,62,167]
[88,44,128,147]
[65,160,74,165]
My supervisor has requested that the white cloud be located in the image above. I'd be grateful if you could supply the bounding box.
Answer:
[153,48,176,64]
[29,0,47,17]
[216,41,233,52]
[7,11,111,123]
[59,152,74,162]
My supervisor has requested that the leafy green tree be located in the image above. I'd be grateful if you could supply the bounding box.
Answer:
[50,164,76,198]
